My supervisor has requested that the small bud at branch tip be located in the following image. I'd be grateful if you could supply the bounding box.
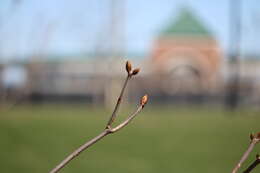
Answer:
[132,68,140,75]
[126,60,132,74]
[140,94,148,107]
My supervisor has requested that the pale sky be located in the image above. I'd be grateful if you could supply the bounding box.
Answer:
[0,0,259,61]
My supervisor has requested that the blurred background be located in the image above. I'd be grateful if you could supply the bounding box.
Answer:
[0,0,260,173]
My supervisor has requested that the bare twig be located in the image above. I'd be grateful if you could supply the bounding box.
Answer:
[243,154,260,173]
[49,130,110,173]
[105,73,131,129]
[111,95,148,133]
[232,133,260,173]
[49,61,147,173]
[49,98,147,173]
[106,61,140,129]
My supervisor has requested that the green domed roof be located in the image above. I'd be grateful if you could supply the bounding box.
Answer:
[161,8,212,37]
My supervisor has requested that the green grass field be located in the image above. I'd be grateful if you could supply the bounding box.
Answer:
[0,104,259,173]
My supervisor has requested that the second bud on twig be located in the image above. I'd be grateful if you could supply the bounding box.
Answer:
[132,68,140,76]
[125,60,140,76]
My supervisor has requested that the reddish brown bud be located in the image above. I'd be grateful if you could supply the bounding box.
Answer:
[140,94,148,107]
[126,61,132,74]
[250,133,255,140]
[257,132,260,139]
[132,68,140,75]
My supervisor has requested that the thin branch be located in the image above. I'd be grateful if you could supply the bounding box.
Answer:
[232,133,260,173]
[106,61,140,129]
[111,94,147,133]
[243,154,260,173]
[110,105,142,133]
[49,61,147,173]
[49,130,110,173]
[106,74,131,129]
[49,102,146,173]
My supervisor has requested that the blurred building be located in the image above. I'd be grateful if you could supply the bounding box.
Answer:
[151,8,222,96]
[1,7,260,107]
[24,57,130,105]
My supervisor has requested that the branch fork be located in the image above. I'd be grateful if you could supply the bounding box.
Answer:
[232,132,260,173]
[49,60,148,173]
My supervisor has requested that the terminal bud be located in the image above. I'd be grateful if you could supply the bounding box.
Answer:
[126,61,132,74]
[140,94,148,107]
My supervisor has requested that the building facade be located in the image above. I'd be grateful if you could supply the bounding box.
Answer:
[151,8,222,95]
